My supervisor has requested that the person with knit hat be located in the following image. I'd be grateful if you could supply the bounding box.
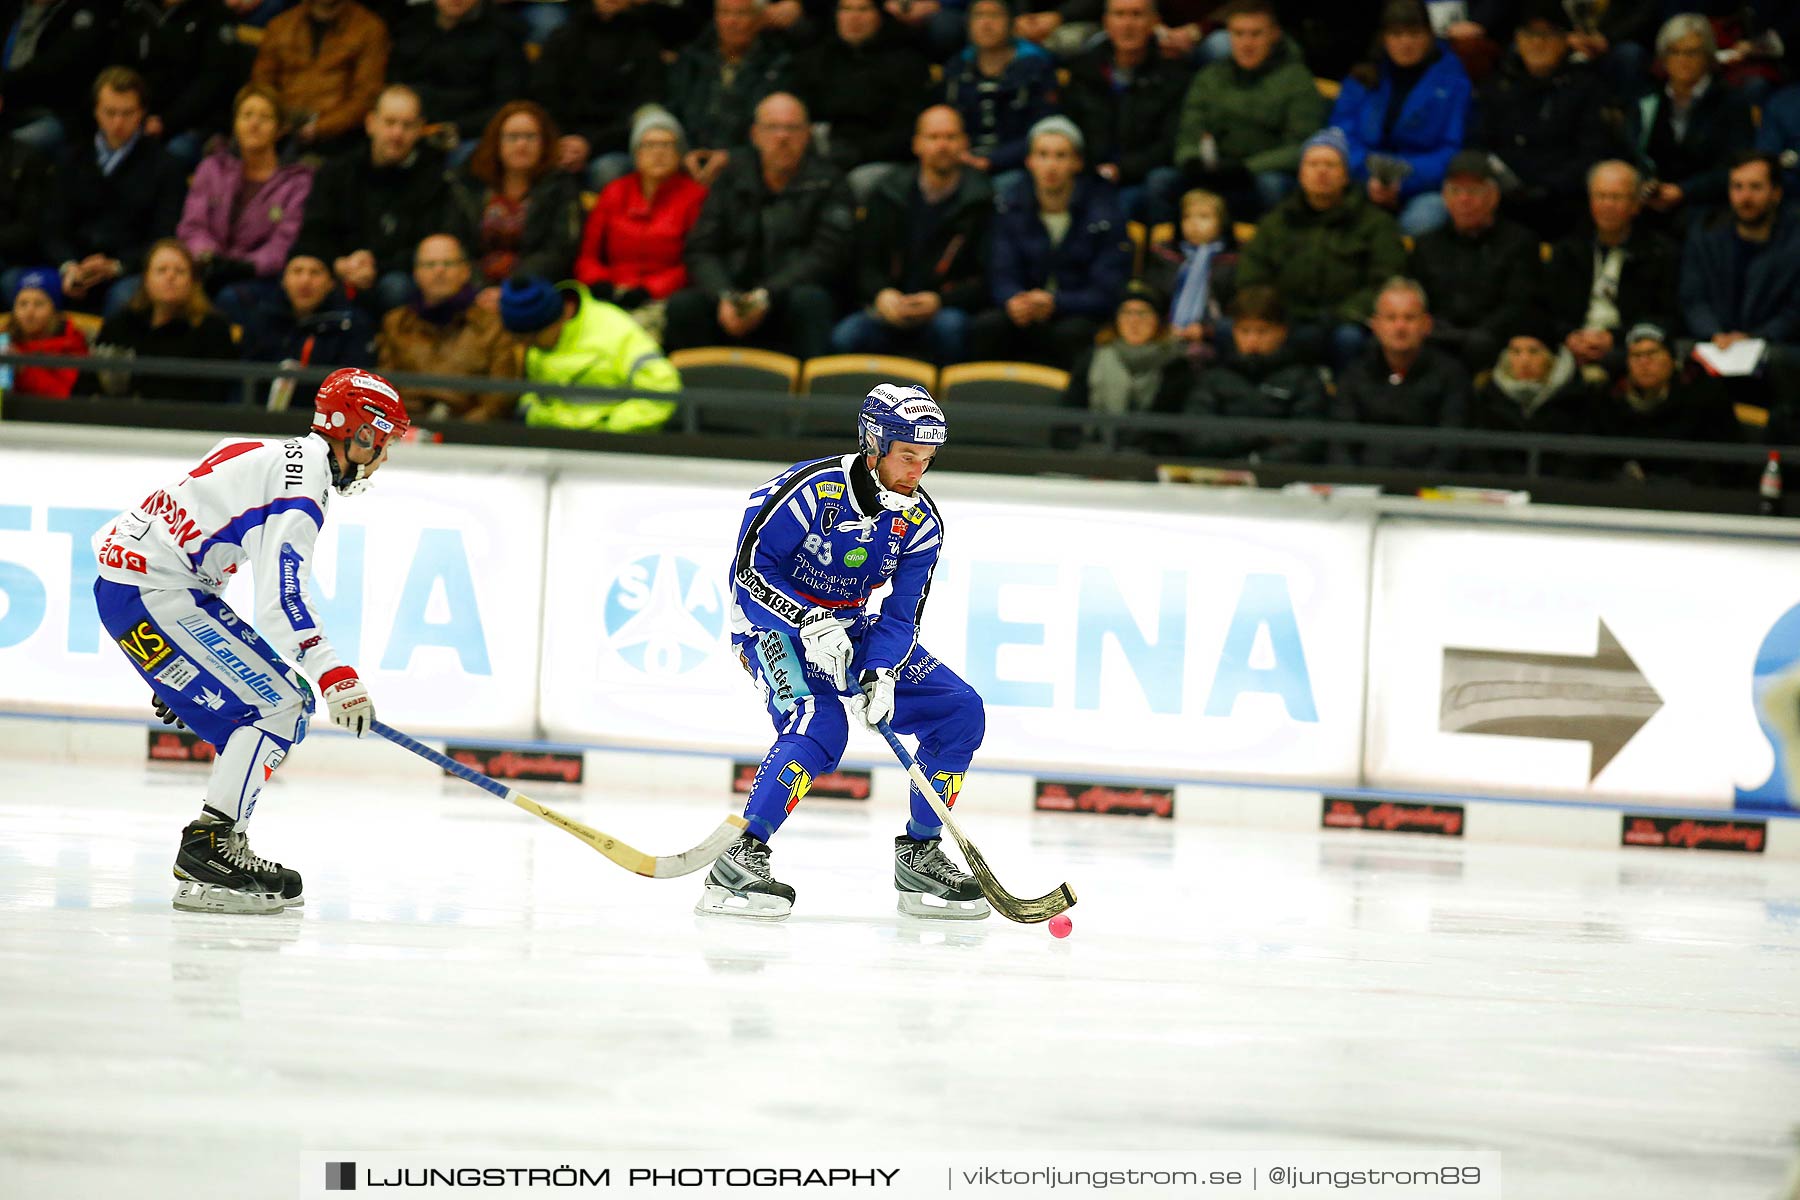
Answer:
[1468,307,1599,476]
[1326,0,1472,237]
[1,268,90,399]
[574,106,709,327]
[968,114,1132,368]
[499,275,681,432]
[1063,280,1192,453]
[1235,128,1406,370]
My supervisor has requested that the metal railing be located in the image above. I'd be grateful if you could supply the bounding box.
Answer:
[2,349,1792,502]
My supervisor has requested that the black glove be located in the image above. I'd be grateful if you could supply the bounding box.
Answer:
[615,286,651,310]
[152,696,186,730]
[587,280,616,302]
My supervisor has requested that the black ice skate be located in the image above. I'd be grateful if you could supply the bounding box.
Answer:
[694,833,795,920]
[172,806,304,914]
[894,835,990,920]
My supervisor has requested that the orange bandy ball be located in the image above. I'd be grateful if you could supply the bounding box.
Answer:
[1048,914,1073,938]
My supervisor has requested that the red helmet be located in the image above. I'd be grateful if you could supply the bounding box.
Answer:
[312,368,409,453]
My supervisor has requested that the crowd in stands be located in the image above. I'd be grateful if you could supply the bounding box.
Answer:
[4,0,1800,484]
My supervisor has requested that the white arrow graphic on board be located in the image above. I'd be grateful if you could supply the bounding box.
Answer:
[1439,620,1664,783]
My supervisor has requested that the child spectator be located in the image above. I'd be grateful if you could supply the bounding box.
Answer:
[445,102,584,310]
[177,85,316,327]
[1182,283,1327,463]
[1,268,89,398]
[1143,188,1233,355]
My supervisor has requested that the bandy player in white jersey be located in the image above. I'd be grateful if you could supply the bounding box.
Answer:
[91,368,409,914]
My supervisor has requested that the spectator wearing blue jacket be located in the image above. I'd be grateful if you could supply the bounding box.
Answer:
[938,0,1059,181]
[1327,0,1472,238]
[967,116,1132,368]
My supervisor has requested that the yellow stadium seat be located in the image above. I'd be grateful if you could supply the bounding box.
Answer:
[669,347,800,435]
[937,361,1071,448]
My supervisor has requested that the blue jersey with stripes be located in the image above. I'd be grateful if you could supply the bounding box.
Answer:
[731,454,945,673]
[91,434,347,682]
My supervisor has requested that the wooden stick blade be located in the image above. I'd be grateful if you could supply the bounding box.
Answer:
[510,795,746,878]
[952,828,1078,924]
[903,750,1078,924]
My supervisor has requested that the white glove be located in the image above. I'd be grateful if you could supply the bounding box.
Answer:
[852,667,896,730]
[320,667,375,736]
[798,606,853,690]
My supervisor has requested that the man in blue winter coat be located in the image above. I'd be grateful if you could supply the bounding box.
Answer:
[967,115,1132,368]
[697,384,991,922]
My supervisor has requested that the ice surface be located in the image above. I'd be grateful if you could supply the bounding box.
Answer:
[1,757,1797,1198]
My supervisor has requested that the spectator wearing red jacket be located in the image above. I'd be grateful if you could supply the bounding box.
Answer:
[574,108,708,310]
[3,268,90,398]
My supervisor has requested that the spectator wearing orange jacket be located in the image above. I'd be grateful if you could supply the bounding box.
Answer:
[251,0,391,156]
[574,109,708,308]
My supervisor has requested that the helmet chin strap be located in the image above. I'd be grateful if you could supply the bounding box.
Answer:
[327,437,377,497]
[855,455,914,512]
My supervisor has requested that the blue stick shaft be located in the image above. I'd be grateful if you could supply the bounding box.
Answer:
[371,719,511,801]
[876,720,916,771]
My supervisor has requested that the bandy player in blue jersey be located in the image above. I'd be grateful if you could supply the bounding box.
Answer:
[91,368,408,914]
[697,384,989,921]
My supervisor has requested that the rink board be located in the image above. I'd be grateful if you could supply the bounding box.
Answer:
[0,429,1796,813]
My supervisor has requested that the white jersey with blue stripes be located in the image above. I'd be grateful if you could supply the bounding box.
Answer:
[91,434,346,681]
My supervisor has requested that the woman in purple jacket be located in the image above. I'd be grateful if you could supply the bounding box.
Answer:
[176,84,314,326]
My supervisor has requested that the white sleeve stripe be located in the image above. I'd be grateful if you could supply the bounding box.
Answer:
[911,535,941,555]
[800,489,819,517]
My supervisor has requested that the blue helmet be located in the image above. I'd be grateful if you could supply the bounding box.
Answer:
[858,383,947,460]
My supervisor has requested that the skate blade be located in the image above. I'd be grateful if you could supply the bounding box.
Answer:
[897,891,991,921]
[694,885,793,921]
[172,879,291,915]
